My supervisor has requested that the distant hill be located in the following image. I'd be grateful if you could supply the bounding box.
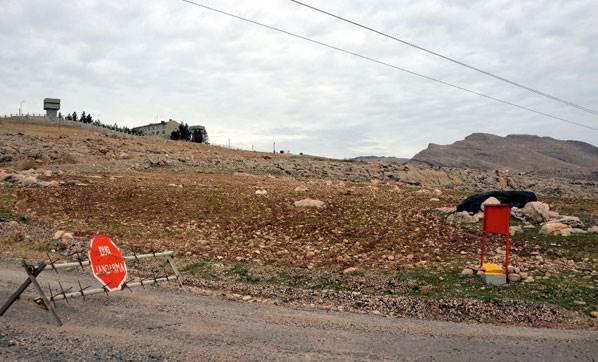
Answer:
[351,156,410,163]
[412,133,598,179]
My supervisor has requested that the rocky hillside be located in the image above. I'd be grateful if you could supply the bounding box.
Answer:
[412,133,598,180]
[0,120,597,198]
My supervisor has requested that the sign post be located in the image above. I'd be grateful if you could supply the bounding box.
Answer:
[88,235,127,291]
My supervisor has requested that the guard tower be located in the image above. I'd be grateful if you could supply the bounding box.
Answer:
[43,98,60,118]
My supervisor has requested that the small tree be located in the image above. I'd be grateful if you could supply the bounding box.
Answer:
[192,128,204,143]
[86,114,93,124]
[81,111,86,123]
[170,130,181,140]
[178,123,191,141]
[58,112,63,119]
[72,112,78,122]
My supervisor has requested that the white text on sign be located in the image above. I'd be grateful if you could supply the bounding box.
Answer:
[99,246,112,256]
[94,262,126,276]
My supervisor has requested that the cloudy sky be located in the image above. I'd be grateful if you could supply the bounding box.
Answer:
[1,0,597,158]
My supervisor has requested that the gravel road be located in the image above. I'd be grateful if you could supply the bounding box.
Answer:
[1,260,597,361]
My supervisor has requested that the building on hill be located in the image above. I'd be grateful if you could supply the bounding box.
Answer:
[132,119,180,139]
[132,119,210,143]
[189,125,209,144]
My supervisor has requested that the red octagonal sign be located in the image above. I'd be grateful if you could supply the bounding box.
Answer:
[88,235,128,291]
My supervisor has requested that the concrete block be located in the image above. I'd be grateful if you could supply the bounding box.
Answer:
[481,273,507,286]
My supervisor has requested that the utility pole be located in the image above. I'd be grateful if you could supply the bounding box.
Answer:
[19,100,25,116]
[228,138,231,148]
[273,141,276,154]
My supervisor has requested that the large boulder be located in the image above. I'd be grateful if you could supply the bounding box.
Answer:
[539,222,572,236]
[520,202,551,223]
[456,191,537,213]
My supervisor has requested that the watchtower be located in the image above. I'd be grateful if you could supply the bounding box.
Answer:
[43,98,60,118]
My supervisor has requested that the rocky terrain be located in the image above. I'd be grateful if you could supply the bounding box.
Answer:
[0,119,597,330]
[412,133,598,180]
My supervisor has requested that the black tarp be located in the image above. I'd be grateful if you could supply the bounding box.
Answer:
[456,191,537,213]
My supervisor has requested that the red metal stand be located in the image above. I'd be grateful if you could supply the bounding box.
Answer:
[479,205,511,275]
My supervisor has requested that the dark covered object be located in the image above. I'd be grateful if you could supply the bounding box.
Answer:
[456,191,537,213]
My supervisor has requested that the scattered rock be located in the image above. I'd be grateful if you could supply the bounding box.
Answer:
[429,197,440,202]
[548,211,560,219]
[570,228,587,234]
[294,185,308,192]
[481,197,501,210]
[539,222,572,236]
[461,268,474,275]
[509,226,523,236]
[435,207,456,214]
[60,232,74,245]
[554,216,584,228]
[590,311,598,318]
[342,267,358,274]
[508,273,521,282]
[294,199,325,208]
[255,189,268,195]
[446,211,477,224]
[588,226,598,233]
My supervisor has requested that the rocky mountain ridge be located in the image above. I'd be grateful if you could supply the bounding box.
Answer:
[412,133,598,180]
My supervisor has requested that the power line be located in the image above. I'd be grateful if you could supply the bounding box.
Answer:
[179,0,597,131]
[289,0,598,118]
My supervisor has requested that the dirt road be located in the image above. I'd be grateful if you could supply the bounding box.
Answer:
[1,260,597,361]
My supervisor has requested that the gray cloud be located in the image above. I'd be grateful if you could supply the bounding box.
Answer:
[1,0,596,158]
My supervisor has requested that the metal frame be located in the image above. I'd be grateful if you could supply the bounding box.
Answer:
[0,250,181,326]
